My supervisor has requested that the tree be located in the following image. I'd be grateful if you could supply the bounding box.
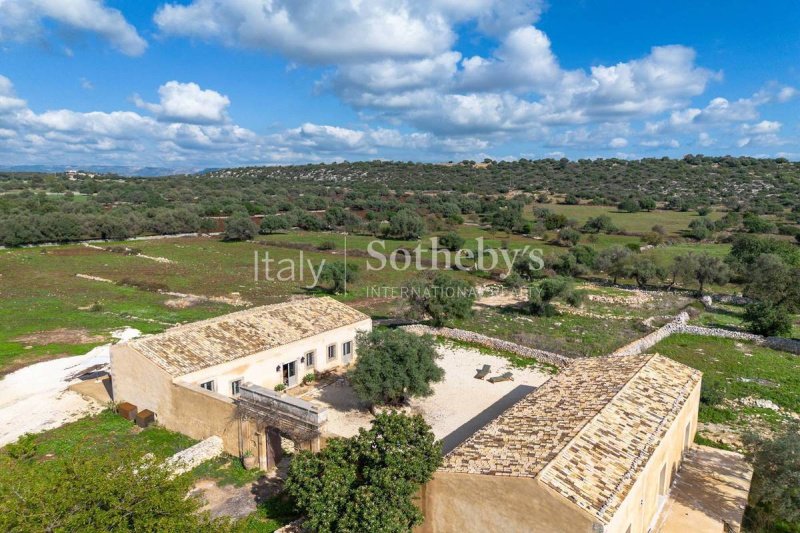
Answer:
[490,207,522,233]
[744,302,793,337]
[673,252,729,294]
[405,273,475,327]
[726,234,800,275]
[558,227,581,247]
[259,215,290,234]
[0,443,232,532]
[349,329,444,406]
[744,254,800,311]
[285,412,442,533]
[384,209,425,240]
[319,262,358,294]
[222,213,257,241]
[743,426,800,533]
[438,231,464,251]
[638,197,656,211]
[618,198,641,213]
[626,255,663,288]
[595,245,632,284]
[582,214,618,234]
[526,277,583,316]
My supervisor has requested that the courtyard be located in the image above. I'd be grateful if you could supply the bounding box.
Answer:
[295,343,553,451]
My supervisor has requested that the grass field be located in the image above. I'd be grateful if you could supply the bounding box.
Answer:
[0,206,764,376]
[451,307,650,357]
[646,334,800,443]
[525,203,723,235]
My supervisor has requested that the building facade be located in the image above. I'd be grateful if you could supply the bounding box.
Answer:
[110,297,372,459]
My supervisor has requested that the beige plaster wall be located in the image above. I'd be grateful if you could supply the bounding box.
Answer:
[178,318,372,396]
[110,343,174,417]
[605,379,702,533]
[110,342,256,456]
[416,472,599,533]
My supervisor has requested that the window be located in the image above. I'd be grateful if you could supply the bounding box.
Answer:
[200,380,215,392]
[231,379,242,396]
[327,343,336,361]
[342,341,352,357]
[305,350,315,367]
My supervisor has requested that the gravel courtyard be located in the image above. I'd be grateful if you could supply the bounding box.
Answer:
[303,344,552,450]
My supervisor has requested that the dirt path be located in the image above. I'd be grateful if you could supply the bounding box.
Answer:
[0,327,140,447]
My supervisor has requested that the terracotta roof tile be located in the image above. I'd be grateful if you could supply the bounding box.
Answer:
[127,297,370,376]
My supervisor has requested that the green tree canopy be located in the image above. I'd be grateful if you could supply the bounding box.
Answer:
[222,213,258,241]
[0,443,232,532]
[405,273,475,327]
[285,413,442,533]
[319,261,359,294]
[384,209,425,240]
[743,426,800,533]
[349,329,444,406]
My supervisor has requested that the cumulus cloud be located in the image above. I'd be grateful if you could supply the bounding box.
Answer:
[0,0,146,55]
[134,81,231,125]
[0,74,497,166]
[155,0,461,64]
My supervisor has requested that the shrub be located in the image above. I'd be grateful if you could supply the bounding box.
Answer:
[438,231,465,251]
[744,303,793,337]
[274,383,286,392]
[317,240,336,251]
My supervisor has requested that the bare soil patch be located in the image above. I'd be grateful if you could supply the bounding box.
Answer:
[14,328,106,346]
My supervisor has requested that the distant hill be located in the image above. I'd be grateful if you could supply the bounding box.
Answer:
[0,165,203,177]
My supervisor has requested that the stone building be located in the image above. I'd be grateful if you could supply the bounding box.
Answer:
[110,297,372,466]
[418,354,703,533]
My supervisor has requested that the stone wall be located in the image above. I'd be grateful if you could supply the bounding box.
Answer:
[166,435,224,476]
[678,325,800,355]
[400,325,571,368]
[610,313,690,357]
[611,312,800,357]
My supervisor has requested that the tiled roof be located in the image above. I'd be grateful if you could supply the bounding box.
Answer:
[127,297,370,376]
[441,354,701,524]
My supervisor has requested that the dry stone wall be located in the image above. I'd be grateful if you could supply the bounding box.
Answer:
[611,313,690,357]
[400,325,571,368]
[166,435,223,476]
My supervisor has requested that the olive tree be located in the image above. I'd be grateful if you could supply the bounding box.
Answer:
[404,273,475,327]
[349,329,444,406]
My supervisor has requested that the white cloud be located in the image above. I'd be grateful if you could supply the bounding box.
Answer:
[609,137,628,148]
[0,0,146,55]
[742,120,781,134]
[134,81,231,125]
[156,0,460,64]
[459,26,561,92]
[697,132,715,147]
[0,74,499,165]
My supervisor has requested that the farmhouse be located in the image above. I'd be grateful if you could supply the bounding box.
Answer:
[418,354,705,533]
[110,297,372,465]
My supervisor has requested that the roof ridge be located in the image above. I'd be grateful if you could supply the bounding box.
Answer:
[593,355,700,520]
[536,354,654,481]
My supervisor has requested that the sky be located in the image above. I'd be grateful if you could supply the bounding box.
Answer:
[0,0,798,168]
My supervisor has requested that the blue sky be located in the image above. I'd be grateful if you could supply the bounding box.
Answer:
[0,0,798,167]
